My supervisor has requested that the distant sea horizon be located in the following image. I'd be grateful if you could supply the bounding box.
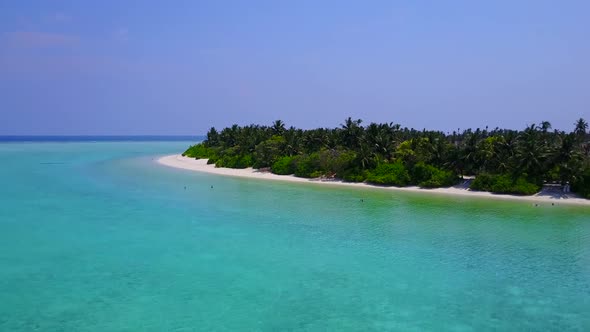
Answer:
[0,135,204,142]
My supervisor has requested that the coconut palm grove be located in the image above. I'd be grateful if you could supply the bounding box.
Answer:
[184,118,590,198]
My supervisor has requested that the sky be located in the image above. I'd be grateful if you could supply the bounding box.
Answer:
[0,0,589,135]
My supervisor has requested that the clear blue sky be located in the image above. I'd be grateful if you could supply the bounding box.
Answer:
[1,0,588,135]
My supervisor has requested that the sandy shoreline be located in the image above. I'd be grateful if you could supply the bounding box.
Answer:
[157,155,590,206]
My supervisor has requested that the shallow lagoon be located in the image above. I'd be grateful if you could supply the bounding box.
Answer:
[1,142,589,331]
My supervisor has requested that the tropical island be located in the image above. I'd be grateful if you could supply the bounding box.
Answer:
[178,118,590,200]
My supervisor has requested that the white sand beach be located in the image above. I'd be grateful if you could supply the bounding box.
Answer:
[158,155,590,206]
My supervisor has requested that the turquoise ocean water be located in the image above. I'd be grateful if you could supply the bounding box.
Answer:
[0,141,589,331]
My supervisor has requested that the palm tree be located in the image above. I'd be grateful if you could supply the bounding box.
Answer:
[355,141,375,169]
[219,124,240,148]
[302,129,329,153]
[515,124,547,179]
[365,122,395,162]
[340,117,363,150]
[426,132,449,167]
[205,127,219,147]
[495,132,518,173]
[553,133,582,183]
[459,131,480,175]
[272,120,286,136]
[574,118,588,137]
[282,127,301,156]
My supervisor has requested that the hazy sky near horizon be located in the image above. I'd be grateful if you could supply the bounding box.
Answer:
[1,1,588,135]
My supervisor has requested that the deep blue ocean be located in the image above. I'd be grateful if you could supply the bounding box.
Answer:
[0,139,589,331]
[0,136,200,142]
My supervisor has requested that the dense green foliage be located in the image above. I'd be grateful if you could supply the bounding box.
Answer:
[572,168,590,199]
[470,174,541,195]
[293,153,321,178]
[182,144,212,159]
[366,162,410,186]
[271,156,296,175]
[412,162,458,188]
[183,118,590,197]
